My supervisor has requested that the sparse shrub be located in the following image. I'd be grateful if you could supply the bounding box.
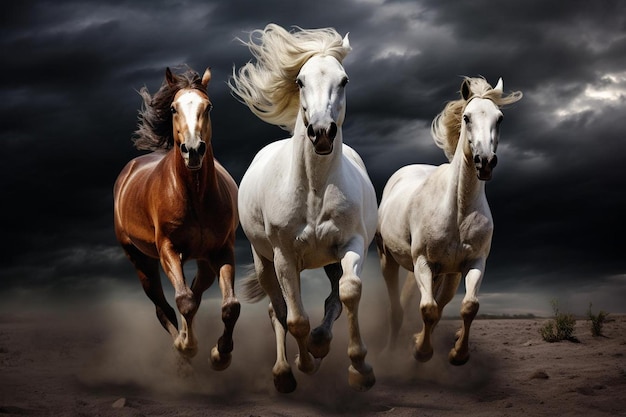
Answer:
[587,303,608,337]
[539,299,578,343]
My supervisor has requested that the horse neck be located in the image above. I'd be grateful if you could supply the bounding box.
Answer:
[448,131,486,216]
[291,116,343,191]
[170,146,218,199]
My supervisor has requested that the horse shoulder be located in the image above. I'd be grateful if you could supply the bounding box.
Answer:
[379,164,437,234]
[238,139,300,249]
[459,202,493,253]
[380,164,458,267]
[114,153,168,256]
[340,146,378,210]
[213,160,239,217]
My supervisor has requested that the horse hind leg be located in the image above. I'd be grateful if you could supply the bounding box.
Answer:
[379,246,403,352]
[307,263,343,359]
[124,244,179,340]
[434,273,461,323]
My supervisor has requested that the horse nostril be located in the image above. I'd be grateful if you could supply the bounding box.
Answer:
[198,141,207,156]
[328,122,337,140]
[307,124,316,140]
[489,154,498,168]
[473,155,481,166]
[180,143,188,153]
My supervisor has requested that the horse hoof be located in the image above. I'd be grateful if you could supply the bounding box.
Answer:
[348,365,375,392]
[448,348,470,366]
[295,353,320,375]
[209,346,232,371]
[412,346,433,363]
[274,370,297,394]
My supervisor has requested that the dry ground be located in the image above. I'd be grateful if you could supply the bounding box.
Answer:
[1,293,625,417]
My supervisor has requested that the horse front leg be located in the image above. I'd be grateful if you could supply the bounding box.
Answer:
[122,243,179,340]
[339,240,375,392]
[449,261,483,365]
[307,263,342,359]
[209,254,241,371]
[268,300,297,393]
[273,250,319,377]
[159,242,198,358]
[252,248,297,393]
[412,255,438,362]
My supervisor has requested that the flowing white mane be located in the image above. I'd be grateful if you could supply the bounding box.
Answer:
[430,77,523,161]
[228,23,351,133]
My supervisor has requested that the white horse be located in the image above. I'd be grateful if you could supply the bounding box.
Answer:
[229,24,377,393]
[376,77,522,365]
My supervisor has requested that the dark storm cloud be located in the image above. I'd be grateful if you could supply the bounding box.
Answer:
[1,0,624,314]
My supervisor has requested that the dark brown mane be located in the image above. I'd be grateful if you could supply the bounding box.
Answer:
[133,65,208,151]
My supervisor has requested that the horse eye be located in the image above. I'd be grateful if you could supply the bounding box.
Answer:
[340,77,349,88]
[463,115,470,124]
[170,106,177,114]
[296,78,304,88]
[206,103,213,113]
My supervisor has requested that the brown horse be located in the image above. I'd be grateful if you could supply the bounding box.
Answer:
[113,66,240,370]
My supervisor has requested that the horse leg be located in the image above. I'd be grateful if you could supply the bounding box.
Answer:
[400,271,418,314]
[412,255,437,362]
[449,262,483,366]
[273,249,319,377]
[339,239,375,392]
[252,248,296,393]
[433,273,461,321]
[208,253,241,371]
[378,246,403,352]
[123,244,179,340]
[269,300,297,393]
[159,242,198,358]
[307,263,342,359]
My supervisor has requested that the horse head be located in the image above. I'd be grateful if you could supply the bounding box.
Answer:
[461,78,504,181]
[296,35,351,155]
[167,67,213,170]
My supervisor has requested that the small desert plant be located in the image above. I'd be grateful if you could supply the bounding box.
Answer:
[540,299,578,343]
[587,303,608,337]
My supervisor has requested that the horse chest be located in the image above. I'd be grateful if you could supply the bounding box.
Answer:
[422,211,492,269]
[282,189,351,265]
[163,203,233,253]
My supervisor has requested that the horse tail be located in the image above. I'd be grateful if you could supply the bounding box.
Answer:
[238,264,267,303]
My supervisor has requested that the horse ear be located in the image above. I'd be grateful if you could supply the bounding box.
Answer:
[461,78,471,101]
[494,77,503,94]
[165,67,176,87]
[342,33,352,54]
[202,67,212,87]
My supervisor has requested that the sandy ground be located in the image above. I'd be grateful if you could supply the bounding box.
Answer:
[1,290,625,417]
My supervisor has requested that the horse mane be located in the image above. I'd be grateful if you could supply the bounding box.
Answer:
[431,77,523,161]
[133,65,207,151]
[228,23,351,133]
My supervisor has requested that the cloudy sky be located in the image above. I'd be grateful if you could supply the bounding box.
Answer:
[1,0,625,316]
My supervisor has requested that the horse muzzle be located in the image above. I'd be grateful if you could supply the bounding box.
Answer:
[180,141,207,170]
[307,122,337,155]
[474,154,497,181]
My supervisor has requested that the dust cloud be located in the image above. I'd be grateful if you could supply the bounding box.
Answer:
[63,266,496,414]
